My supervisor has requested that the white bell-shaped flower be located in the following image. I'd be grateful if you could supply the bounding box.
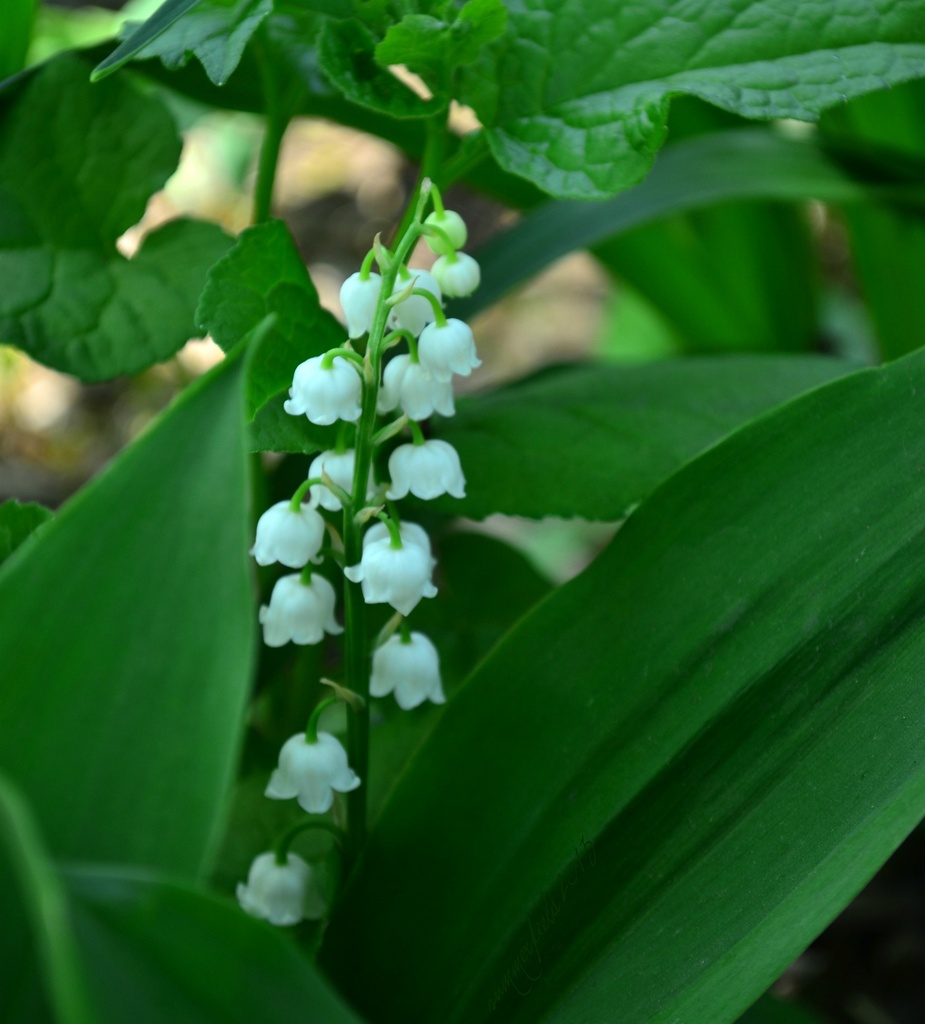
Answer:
[377,354,455,420]
[363,519,433,555]
[387,439,466,501]
[344,521,437,615]
[432,252,480,298]
[418,318,481,383]
[388,268,442,337]
[259,573,343,647]
[236,851,326,926]
[284,355,362,425]
[371,631,445,710]
[265,731,361,813]
[251,501,325,568]
[340,271,382,339]
[424,209,467,255]
[307,449,375,512]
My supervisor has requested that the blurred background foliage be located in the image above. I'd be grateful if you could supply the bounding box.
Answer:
[3,4,925,1023]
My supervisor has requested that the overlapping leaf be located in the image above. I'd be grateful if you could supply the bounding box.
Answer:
[0,54,231,381]
[0,500,52,568]
[432,356,855,520]
[457,0,925,198]
[323,348,925,1024]
[0,346,253,877]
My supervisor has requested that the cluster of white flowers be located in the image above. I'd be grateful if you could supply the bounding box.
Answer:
[237,193,478,926]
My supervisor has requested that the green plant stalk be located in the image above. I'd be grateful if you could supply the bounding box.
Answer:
[252,32,295,224]
[342,208,431,867]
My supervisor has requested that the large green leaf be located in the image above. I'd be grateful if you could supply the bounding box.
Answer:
[197,219,344,418]
[453,128,925,322]
[457,0,925,198]
[0,53,231,381]
[0,346,254,878]
[322,347,925,1024]
[0,773,97,1024]
[91,0,204,80]
[63,866,364,1024]
[432,356,855,520]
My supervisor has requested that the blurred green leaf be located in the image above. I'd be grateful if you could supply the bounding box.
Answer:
[322,347,925,1023]
[433,356,855,520]
[91,0,204,81]
[64,865,364,1024]
[197,219,344,418]
[0,500,52,568]
[249,390,334,454]
[454,128,925,323]
[0,346,254,877]
[125,0,273,87]
[0,0,36,78]
[456,0,925,198]
[0,54,231,381]
[0,773,97,1024]
[822,81,925,361]
[736,995,820,1024]
[318,19,439,118]
[374,0,506,92]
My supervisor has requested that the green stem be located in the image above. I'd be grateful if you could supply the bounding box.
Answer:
[390,111,447,246]
[321,347,364,370]
[342,188,439,868]
[275,819,345,864]
[409,420,426,446]
[306,696,338,743]
[290,477,324,512]
[411,287,447,327]
[253,36,290,224]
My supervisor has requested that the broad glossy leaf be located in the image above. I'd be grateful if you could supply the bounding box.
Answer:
[197,219,344,417]
[453,128,925,322]
[0,499,52,568]
[0,347,254,877]
[323,347,925,1024]
[433,356,855,520]
[64,866,364,1024]
[0,773,97,1024]
[91,0,203,80]
[127,0,273,87]
[318,19,439,118]
[457,0,925,198]
[0,54,231,381]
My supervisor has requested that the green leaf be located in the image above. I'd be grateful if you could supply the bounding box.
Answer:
[318,19,439,118]
[321,346,925,1024]
[64,865,364,1024]
[0,500,52,568]
[91,0,204,81]
[433,356,855,520]
[821,81,925,361]
[458,0,925,198]
[0,346,254,878]
[0,54,231,381]
[127,0,274,87]
[0,773,97,1024]
[453,128,925,322]
[736,995,820,1024]
[0,0,36,78]
[197,219,344,418]
[374,0,506,91]
[248,390,334,453]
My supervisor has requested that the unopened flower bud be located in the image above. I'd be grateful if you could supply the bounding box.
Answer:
[432,252,480,298]
[284,355,362,425]
[387,439,466,501]
[424,209,467,255]
[340,271,382,339]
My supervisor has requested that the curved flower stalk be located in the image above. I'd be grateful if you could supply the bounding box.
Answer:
[239,182,480,923]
